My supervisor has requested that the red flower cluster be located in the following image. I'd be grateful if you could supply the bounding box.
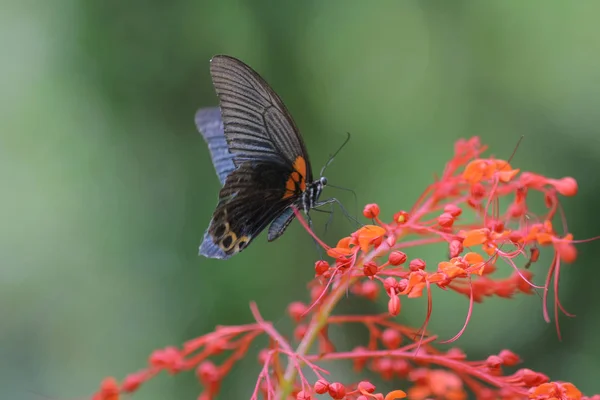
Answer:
[91,137,598,400]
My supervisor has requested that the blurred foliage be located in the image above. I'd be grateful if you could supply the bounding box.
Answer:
[1,1,600,399]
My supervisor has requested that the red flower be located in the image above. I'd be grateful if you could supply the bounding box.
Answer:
[89,137,598,400]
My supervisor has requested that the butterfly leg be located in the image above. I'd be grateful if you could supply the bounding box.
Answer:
[306,210,313,230]
[312,206,336,236]
[314,197,363,228]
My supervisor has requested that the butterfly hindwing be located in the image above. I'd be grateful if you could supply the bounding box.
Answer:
[195,107,235,186]
[201,162,297,259]
[267,207,296,242]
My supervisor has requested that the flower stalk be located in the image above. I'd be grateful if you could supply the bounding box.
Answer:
[90,137,598,400]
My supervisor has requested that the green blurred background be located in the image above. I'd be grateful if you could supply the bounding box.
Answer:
[2,1,600,399]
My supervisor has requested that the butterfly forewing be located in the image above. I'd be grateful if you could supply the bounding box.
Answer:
[209,55,312,177]
[197,55,313,259]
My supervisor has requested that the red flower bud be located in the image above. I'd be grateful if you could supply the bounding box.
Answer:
[363,261,378,277]
[397,279,408,292]
[509,231,523,243]
[383,277,398,293]
[446,348,466,360]
[381,328,402,349]
[314,260,329,275]
[449,240,463,258]
[363,203,380,218]
[150,347,183,371]
[257,349,270,364]
[196,361,219,384]
[328,382,346,399]
[486,355,503,368]
[490,220,505,233]
[515,271,534,294]
[373,357,394,380]
[361,280,379,300]
[98,377,120,397]
[314,379,329,394]
[287,302,307,322]
[499,349,520,366]
[205,338,227,355]
[556,242,577,264]
[444,204,462,217]
[508,203,525,218]
[352,346,369,371]
[516,368,549,386]
[388,251,407,266]
[471,182,486,199]
[438,212,454,228]
[296,390,311,400]
[409,258,426,271]
[358,380,376,393]
[388,295,401,316]
[294,324,307,340]
[122,372,145,393]
[551,177,578,196]
[467,197,481,209]
[392,359,411,377]
[409,368,429,383]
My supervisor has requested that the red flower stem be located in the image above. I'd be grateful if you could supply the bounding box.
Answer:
[439,276,474,344]
[251,350,273,400]
[250,302,295,355]
[409,193,437,223]
[409,184,435,215]
[393,236,447,249]
[279,349,329,380]
[275,272,358,399]
[307,350,528,396]
[219,331,262,374]
[460,372,493,397]
[183,324,261,354]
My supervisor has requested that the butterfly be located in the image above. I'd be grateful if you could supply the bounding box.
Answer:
[195,55,336,259]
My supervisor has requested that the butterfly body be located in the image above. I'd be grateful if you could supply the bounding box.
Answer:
[196,55,328,259]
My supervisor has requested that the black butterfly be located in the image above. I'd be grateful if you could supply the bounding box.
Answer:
[195,55,334,259]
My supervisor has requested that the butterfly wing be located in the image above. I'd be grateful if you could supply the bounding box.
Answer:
[199,162,298,259]
[195,107,235,185]
[267,207,296,242]
[209,55,313,173]
[198,55,311,259]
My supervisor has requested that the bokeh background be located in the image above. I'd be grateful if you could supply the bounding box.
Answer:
[2,1,600,399]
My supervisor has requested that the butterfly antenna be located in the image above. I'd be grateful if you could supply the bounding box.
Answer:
[319,132,351,177]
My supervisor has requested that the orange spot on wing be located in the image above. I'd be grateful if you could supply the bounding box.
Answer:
[283,156,307,199]
[293,156,307,191]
